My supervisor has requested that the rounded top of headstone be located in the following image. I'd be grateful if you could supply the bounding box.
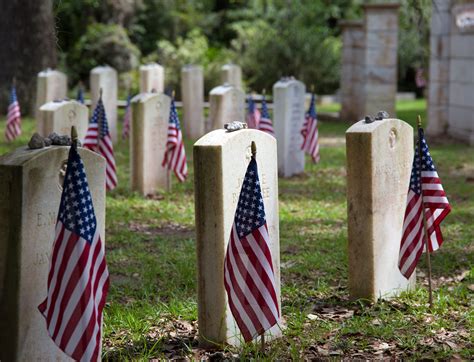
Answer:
[39,99,88,112]
[38,69,66,77]
[210,84,244,95]
[346,118,412,135]
[273,77,305,89]
[91,65,117,74]
[0,146,102,167]
[131,91,170,104]
[195,128,275,148]
[140,62,163,70]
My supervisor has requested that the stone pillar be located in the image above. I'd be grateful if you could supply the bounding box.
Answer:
[447,2,474,145]
[273,78,306,177]
[220,64,242,89]
[0,146,105,361]
[37,100,89,140]
[362,3,400,118]
[130,93,171,195]
[208,84,245,131]
[35,69,67,120]
[90,65,118,142]
[139,63,164,93]
[194,129,281,347]
[346,118,416,301]
[427,0,452,137]
[181,65,204,139]
[339,21,365,122]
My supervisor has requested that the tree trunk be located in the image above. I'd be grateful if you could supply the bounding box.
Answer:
[0,0,57,115]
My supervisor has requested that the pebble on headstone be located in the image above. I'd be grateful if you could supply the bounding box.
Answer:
[194,129,281,347]
[37,100,88,141]
[346,118,416,301]
[35,69,67,120]
[208,84,245,131]
[0,146,105,361]
[130,93,171,195]
[273,78,306,177]
[220,64,242,89]
[181,65,204,139]
[139,63,164,93]
[90,65,118,142]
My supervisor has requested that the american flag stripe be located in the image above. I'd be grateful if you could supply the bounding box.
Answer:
[301,93,320,163]
[258,97,275,136]
[83,125,99,151]
[224,157,279,342]
[229,225,279,321]
[246,96,261,129]
[162,98,188,182]
[5,86,22,142]
[398,128,451,279]
[39,145,109,361]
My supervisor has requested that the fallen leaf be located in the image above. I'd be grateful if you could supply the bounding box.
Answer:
[307,313,320,321]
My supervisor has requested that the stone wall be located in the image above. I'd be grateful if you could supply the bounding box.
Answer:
[428,0,474,145]
[340,4,399,122]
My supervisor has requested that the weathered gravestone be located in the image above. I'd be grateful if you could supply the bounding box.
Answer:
[194,128,281,347]
[208,84,245,131]
[0,146,105,361]
[130,93,171,195]
[139,63,164,93]
[181,65,204,139]
[346,118,416,301]
[35,69,68,120]
[38,100,89,141]
[221,64,242,89]
[90,65,118,142]
[273,78,306,177]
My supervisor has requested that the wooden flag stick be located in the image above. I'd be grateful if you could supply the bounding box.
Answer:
[260,334,265,354]
[417,115,433,309]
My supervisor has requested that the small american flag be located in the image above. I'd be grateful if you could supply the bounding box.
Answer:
[301,93,320,163]
[258,96,275,136]
[76,86,85,104]
[122,94,131,140]
[246,96,261,129]
[5,85,21,142]
[38,143,109,362]
[224,156,279,342]
[398,128,451,279]
[162,97,187,182]
[83,97,118,190]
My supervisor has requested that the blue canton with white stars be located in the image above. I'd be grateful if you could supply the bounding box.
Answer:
[10,86,18,104]
[247,96,257,114]
[307,93,317,118]
[410,128,437,195]
[58,145,97,244]
[169,99,181,129]
[234,158,266,238]
[261,97,270,119]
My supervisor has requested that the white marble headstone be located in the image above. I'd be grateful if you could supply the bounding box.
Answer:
[139,63,164,93]
[130,93,171,195]
[35,69,68,120]
[208,84,245,131]
[181,65,204,139]
[346,118,416,301]
[38,100,89,140]
[90,65,118,142]
[0,146,105,361]
[194,129,281,347]
[273,78,306,177]
[221,64,242,89]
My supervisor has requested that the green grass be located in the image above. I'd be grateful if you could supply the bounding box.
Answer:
[1,99,472,360]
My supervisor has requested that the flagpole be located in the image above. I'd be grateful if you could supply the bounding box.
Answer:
[417,115,433,309]
[260,334,265,354]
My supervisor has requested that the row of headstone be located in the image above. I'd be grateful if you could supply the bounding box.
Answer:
[0,114,417,357]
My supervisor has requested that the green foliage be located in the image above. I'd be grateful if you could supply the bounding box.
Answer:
[145,28,232,95]
[67,23,141,84]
